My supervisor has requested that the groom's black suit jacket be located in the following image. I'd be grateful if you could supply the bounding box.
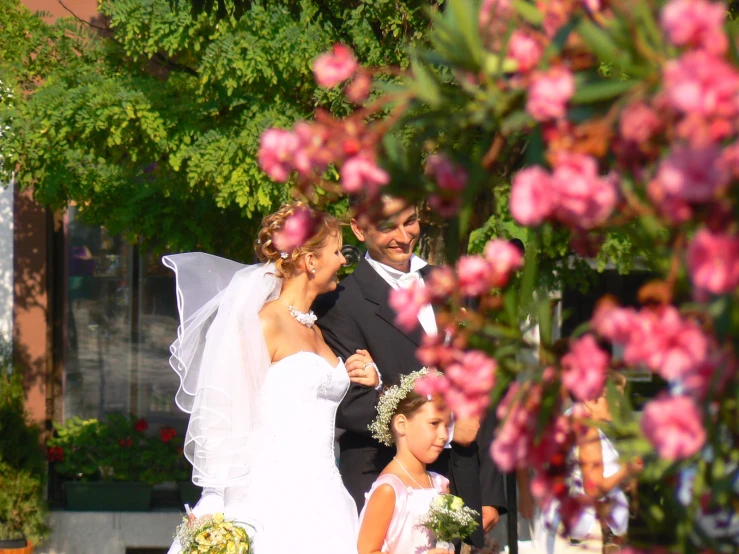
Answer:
[314,257,506,548]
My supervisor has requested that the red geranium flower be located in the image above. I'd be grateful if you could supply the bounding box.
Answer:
[118,436,132,448]
[160,427,177,443]
[134,418,148,432]
[47,446,64,462]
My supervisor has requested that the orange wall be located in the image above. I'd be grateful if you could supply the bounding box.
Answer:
[13,187,49,424]
[22,0,98,22]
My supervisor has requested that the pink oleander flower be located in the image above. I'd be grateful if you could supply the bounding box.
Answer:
[527,66,576,122]
[416,333,461,368]
[682,348,737,400]
[687,228,739,294]
[654,145,729,204]
[663,51,739,119]
[551,153,618,229]
[426,266,457,301]
[623,307,709,381]
[641,395,706,460]
[340,155,390,195]
[647,178,694,224]
[258,128,301,182]
[415,372,451,398]
[445,350,497,395]
[510,166,555,225]
[508,31,543,72]
[456,255,492,296]
[479,0,513,31]
[619,102,661,143]
[661,0,728,56]
[537,0,573,38]
[428,194,462,219]
[591,300,637,344]
[426,154,468,192]
[272,207,315,253]
[561,334,610,401]
[722,141,739,177]
[484,239,524,288]
[388,280,429,331]
[313,44,358,88]
[346,73,372,104]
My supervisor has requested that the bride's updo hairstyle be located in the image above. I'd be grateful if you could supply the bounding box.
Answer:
[255,201,340,279]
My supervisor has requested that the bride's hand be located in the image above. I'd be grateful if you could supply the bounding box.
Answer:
[345,349,379,388]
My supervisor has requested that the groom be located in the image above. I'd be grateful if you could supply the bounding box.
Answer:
[315,195,506,550]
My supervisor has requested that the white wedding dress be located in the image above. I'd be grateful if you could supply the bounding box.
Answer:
[163,255,358,554]
[220,351,358,553]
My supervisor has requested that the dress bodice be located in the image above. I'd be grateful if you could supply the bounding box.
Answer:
[246,351,349,473]
[359,472,449,554]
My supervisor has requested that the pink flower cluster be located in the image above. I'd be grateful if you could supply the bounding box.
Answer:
[313,44,358,88]
[526,66,576,122]
[508,31,544,73]
[593,302,710,382]
[258,120,389,195]
[388,279,429,332]
[510,153,618,229]
[389,239,523,330]
[272,207,317,253]
[416,349,498,419]
[651,145,729,206]
[490,382,573,473]
[456,239,524,296]
[591,301,720,460]
[687,228,739,295]
[426,154,468,218]
[661,0,728,57]
[641,394,706,460]
[663,51,739,140]
[619,102,661,144]
[561,334,610,401]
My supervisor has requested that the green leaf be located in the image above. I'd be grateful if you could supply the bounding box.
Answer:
[512,1,544,26]
[571,80,636,104]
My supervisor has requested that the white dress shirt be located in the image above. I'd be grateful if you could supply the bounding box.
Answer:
[364,252,438,337]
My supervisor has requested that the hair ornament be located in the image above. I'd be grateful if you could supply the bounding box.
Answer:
[280,252,289,259]
[256,239,262,244]
[369,367,432,447]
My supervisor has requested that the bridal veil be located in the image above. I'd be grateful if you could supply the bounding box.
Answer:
[163,253,281,488]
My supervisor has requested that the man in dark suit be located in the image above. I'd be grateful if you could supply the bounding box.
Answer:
[314,196,506,550]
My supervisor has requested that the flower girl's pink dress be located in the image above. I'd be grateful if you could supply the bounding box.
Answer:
[359,471,449,554]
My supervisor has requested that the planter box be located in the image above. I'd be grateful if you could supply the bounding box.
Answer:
[0,540,33,554]
[64,482,152,511]
[177,481,202,507]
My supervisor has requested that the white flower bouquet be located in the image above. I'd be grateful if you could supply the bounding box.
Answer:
[174,509,255,554]
[418,493,480,550]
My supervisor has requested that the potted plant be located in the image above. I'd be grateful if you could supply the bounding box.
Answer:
[48,414,182,511]
[0,371,50,553]
[156,426,202,507]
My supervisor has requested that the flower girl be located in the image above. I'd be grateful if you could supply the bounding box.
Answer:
[358,369,455,554]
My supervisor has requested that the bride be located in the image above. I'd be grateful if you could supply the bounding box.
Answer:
[164,202,378,554]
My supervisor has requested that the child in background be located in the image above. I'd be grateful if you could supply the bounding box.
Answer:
[358,370,454,554]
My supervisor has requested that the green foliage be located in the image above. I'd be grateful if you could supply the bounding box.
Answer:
[0,461,49,543]
[2,0,440,258]
[0,372,44,480]
[0,371,49,543]
[48,414,185,484]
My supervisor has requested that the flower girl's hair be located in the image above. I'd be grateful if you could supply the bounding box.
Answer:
[370,368,433,446]
[254,201,340,278]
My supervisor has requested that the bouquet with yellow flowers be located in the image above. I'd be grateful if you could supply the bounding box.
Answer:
[174,507,255,554]
[418,494,479,551]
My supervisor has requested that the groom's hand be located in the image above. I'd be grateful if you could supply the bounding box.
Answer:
[451,417,480,446]
[346,349,380,388]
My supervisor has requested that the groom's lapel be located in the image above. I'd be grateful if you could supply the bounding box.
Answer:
[353,258,424,347]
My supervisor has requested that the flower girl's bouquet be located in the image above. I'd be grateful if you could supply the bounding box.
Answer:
[174,507,256,554]
[418,494,480,551]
